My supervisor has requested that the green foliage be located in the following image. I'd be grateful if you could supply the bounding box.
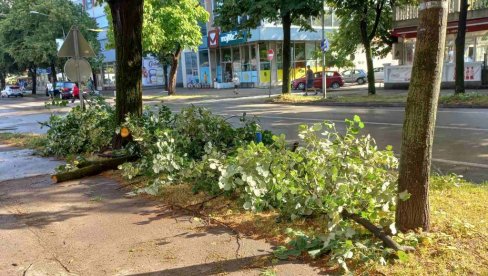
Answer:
[0,0,100,73]
[41,97,116,156]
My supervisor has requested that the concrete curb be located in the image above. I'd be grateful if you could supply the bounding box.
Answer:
[271,101,488,109]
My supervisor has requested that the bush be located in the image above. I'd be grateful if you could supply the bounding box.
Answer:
[41,97,116,156]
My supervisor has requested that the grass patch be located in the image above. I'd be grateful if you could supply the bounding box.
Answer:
[0,132,47,151]
[112,171,488,274]
[439,93,488,106]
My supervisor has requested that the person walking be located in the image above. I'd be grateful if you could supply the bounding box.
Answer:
[305,65,314,96]
[232,73,240,95]
[46,80,53,97]
[71,83,80,103]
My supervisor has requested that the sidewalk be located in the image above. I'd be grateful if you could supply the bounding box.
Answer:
[0,146,321,276]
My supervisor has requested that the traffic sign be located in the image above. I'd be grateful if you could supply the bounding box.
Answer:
[321,37,329,52]
[64,58,93,83]
[58,26,95,58]
[267,49,274,61]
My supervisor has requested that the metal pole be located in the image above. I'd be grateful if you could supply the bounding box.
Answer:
[322,1,327,99]
[73,26,84,110]
[269,63,272,97]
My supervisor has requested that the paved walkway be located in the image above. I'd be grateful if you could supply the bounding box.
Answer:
[0,146,320,276]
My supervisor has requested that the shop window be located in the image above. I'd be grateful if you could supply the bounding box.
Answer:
[259,42,268,61]
[476,35,488,62]
[294,43,305,61]
[185,52,199,82]
[221,48,231,62]
[232,46,241,73]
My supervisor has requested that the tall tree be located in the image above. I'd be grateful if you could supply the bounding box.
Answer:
[104,0,143,148]
[214,0,322,94]
[0,0,99,94]
[396,0,448,232]
[326,0,405,95]
[455,0,469,94]
[105,0,208,96]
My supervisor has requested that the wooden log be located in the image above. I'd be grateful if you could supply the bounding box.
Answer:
[51,155,137,184]
[341,209,415,252]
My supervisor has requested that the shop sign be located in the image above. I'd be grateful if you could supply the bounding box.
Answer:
[220,31,247,46]
[208,29,219,48]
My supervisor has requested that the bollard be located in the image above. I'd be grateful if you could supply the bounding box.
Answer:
[255,132,263,143]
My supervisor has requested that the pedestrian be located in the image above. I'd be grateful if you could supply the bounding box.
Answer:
[305,65,314,96]
[46,80,53,97]
[232,73,240,94]
[87,78,95,93]
[71,83,79,103]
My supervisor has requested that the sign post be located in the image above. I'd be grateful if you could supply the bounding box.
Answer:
[320,2,329,99]
[267,49,274,98]
[57,26,96,110]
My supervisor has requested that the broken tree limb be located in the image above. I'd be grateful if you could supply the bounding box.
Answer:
[51,155,137,184]
[341,209,415,252]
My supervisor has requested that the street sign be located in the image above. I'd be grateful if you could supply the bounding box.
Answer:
[64,58,93,83]
[321,37,329,52]
[57,26,95,58]
[267,49,274,61]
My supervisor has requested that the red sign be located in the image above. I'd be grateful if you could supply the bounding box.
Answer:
[208,29,219,48]
[267,49,274,61]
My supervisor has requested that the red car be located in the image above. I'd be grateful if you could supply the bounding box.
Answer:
[291,71,344,90]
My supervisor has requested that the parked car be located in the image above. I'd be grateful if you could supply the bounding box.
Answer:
[49,82,76,99]
[341,69,367,84]
[374,67,384,82]
[1,85,24,98]
[291,71,344,91]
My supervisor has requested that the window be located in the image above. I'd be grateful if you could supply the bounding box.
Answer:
[85,0,93,10]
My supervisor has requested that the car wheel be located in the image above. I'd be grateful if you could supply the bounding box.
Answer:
[357,78,366,85]
[331,82,340,89]
[297,83,305,90]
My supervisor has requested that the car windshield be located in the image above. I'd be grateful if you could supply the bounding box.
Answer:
[54,82,75,89]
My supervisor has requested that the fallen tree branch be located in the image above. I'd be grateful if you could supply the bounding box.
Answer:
[341,209,415,252]
[51,155,137,184]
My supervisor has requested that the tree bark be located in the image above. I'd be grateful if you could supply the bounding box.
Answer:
[396,0,448,233]
[163,63,169,91]
[359,7,376,95]
[109,0,143,122]
[29,67,37,95]
[0,72,5,90]
[50,62,57,82]
[168,44,182,96]
[282,12,292,94]
[108,0,144,148]
[455,0,469,94]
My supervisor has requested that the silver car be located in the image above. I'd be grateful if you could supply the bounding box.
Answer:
[341,69,367,84]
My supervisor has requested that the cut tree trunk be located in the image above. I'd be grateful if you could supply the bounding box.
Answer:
[282,13,292,94]
[396,0,448,232]
[108,0,144,148]
[168,44,182,96]
[0,72,5,90]
[51,155,137,184]
[455,0,469,94]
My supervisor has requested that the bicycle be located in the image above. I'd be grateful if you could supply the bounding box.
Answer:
[187,79,201,89]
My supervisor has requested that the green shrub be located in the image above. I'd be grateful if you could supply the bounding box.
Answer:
[42,97,116,156]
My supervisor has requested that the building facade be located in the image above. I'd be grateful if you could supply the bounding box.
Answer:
[386,0,488,87]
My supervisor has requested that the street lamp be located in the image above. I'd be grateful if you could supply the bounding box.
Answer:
[30,10,66,38]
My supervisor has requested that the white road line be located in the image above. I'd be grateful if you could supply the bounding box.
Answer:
[250,115,488,132]
[432,158,488,169]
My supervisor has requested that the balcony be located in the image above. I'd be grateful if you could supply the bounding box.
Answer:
[394,0,488,23]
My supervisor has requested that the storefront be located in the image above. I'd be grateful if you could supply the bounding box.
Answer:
[208,29,324,88]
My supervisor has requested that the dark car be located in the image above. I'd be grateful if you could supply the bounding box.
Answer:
[50,82,76,99]
[291,71,344,90]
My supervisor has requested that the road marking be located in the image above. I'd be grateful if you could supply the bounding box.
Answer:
[432,158,488,169]
[250,115,488,132]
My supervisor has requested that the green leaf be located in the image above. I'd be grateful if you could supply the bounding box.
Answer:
[396,250,410,263]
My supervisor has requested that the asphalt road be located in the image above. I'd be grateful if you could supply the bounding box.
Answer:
[1,91,487,182]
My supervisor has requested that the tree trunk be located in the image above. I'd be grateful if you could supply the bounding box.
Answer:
[281,13,292,94]
[29,67,37,95]
[359,13,376,95]
[50,62,57,82]
[455,0,469,94]
[108,0,144,148]
[396,0,448,233]
[163,63,169,91]
[108,0,143,124]
[168,44,182,96]
[0,72,5,90]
